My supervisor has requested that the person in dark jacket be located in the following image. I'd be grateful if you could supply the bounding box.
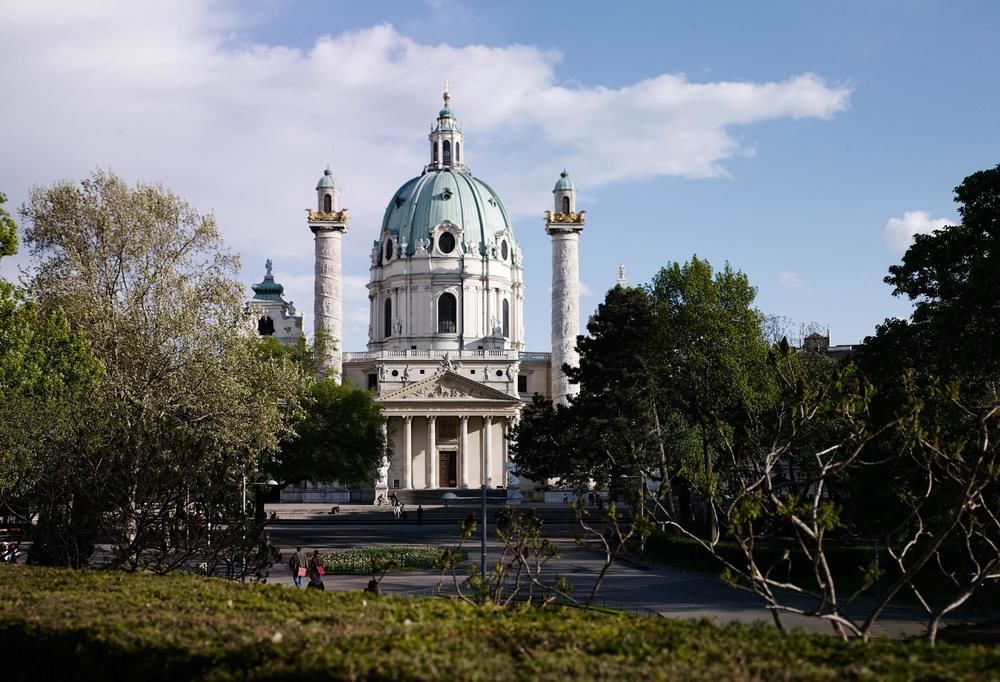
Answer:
[290,546,308,588]
[306,549,325,590]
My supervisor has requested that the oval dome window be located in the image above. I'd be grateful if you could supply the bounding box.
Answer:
[500,240,509,260]
[438,231,456,254]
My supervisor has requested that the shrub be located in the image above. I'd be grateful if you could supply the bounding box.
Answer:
[0,566,997,681]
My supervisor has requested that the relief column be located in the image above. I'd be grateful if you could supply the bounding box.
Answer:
[308,167,349,383]
[546,171,584,405]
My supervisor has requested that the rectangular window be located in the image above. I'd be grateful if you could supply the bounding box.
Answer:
[517,375,528,393]
[367,374,377,390]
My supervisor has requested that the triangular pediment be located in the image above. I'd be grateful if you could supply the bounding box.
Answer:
[380,370,520,403]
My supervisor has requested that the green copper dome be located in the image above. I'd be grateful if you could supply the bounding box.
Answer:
[553,170,574,192]
[251,261,286,302]
[316,167,336,190]
[379,167,513,261]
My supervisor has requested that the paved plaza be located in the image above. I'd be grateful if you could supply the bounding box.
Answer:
[263,503,934,637]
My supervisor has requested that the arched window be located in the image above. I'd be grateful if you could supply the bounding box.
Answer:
[502,299,510,338]
[432,141,438,163]
[455,141,460,164]
[258,316,275,336]
[384,298,392,337]
[443,140,451,166]
[438,292,457,333]
[561,196,570,213]
[323,194,332,212]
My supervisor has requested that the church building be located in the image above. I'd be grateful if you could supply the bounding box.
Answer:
[265,89,588,504]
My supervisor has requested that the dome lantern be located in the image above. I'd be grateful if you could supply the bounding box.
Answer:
[315,165,341,214]
[429,81,465,170]
[552,169,576,215]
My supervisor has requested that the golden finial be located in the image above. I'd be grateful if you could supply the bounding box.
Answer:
[443,80,450,106]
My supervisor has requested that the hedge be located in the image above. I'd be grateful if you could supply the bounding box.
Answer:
[0,566,997,681]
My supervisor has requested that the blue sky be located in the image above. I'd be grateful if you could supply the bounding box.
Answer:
[2,1,998,352]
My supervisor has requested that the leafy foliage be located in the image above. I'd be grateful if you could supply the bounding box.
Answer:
[16,171,305,572]
[865,163,1000,404]
[0,191,103,532]
[269,378,388,489]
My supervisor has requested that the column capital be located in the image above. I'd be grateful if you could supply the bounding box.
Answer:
[484,415,493,425]
[458,415,468,423]
[427,415,437,423]
[403,415,413,423]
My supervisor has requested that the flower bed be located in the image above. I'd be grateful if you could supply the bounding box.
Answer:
[322,545,444,574]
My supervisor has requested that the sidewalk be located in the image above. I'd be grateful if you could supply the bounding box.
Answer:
[264,502,585,525]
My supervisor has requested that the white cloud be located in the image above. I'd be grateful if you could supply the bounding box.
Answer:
[779,271,813,294]
[0,1,851,351]
[884,211,952,253]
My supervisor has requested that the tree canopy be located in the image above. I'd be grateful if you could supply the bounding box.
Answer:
[16,170,305,571]
[513,256,774,532]
[864,163,1000,403]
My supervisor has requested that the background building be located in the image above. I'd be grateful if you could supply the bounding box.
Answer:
[247,260,304,347]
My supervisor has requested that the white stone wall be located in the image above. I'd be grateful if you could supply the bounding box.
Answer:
[549,229,581,404]
[314,227,345,382]
[248,299,303,346]
[367,232,525,352]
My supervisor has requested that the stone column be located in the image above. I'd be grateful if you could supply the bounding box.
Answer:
[504,415,522,504]
[310,213,349,383]
[426,416,437,488]
[483,415,493,486]
[546,221,583,405]
[402,416,413,489]
[459,415,470,488]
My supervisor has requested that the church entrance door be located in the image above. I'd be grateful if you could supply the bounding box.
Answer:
[439,451,457,488]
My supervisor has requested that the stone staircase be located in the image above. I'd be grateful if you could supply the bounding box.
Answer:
[391,488,508,506]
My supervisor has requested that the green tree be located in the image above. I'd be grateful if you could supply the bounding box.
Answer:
[648,257,775,537]
[864,163,1000,403]
[19,171,305,573]
[0,192,103,530]
[268,379,389,492]
[514,258,774,538]
[513,285,667,493]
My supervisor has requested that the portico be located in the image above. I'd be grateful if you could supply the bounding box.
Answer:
[377,370,521,490]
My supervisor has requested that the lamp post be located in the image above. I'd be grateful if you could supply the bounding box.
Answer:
[481,477,491,584]
[241,476,278,581]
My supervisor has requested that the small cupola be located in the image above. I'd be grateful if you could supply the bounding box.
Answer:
[553,170,576,214]
[428,81,465,171]
[315,166,341,213]
[251,259,286,302]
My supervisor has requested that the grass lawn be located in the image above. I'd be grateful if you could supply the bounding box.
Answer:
[1,565,997,681]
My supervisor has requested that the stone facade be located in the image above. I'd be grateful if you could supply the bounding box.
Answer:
[273,93,586,503]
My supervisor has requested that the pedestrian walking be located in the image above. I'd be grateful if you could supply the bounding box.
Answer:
[306,549,325,590]
[289,546,308,588]
[416,504,424,525]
